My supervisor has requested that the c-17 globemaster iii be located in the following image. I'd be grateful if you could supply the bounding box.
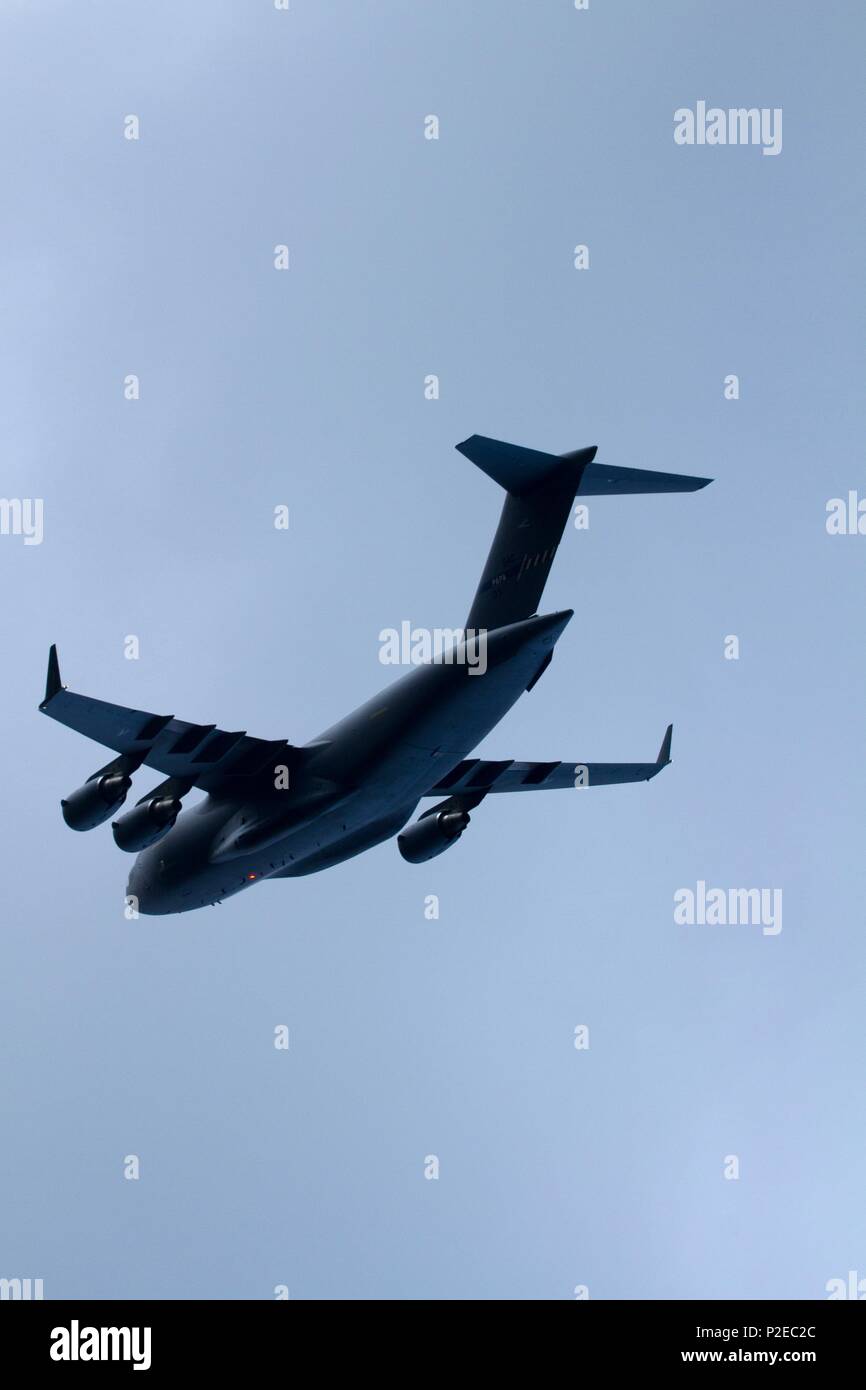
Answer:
[40,434,711,913]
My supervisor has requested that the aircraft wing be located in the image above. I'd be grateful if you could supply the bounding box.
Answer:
[426,725,673,794]
[38,645,292,792]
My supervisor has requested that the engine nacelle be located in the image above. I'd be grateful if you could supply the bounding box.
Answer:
[397,806,470,864]
[112,795,182,853]
[61,772,132,831]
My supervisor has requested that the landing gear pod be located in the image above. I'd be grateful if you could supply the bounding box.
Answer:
[397,806,470,864]
[61,772,132,831]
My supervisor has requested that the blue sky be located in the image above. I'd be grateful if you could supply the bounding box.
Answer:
[0,0,864,1298]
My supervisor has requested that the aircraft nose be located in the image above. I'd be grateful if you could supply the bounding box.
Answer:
[125,862,147,911]
[126,858,163,915]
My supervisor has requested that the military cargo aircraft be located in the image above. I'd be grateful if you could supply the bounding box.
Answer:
[40,435,711,913]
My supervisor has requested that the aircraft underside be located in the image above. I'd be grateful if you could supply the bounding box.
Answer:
[40,434,710,915]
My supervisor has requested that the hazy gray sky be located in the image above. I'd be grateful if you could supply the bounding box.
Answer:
[1,0,864,1299]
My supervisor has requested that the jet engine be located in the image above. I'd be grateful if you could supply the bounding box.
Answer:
[397,805,470,864]
[61,772,132,831]
[112,795,183,853]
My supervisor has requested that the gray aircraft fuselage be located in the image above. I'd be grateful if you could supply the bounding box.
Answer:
[127,611,570,914]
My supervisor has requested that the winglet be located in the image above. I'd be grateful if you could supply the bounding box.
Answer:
[41,644,63,709]
[656,723,673,767]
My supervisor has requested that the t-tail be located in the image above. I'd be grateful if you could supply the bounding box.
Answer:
[457,434,712,633]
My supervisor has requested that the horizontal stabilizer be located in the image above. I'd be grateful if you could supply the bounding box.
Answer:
[458,435,712,497]
[576,462,711,495]
[456,435,596,496]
